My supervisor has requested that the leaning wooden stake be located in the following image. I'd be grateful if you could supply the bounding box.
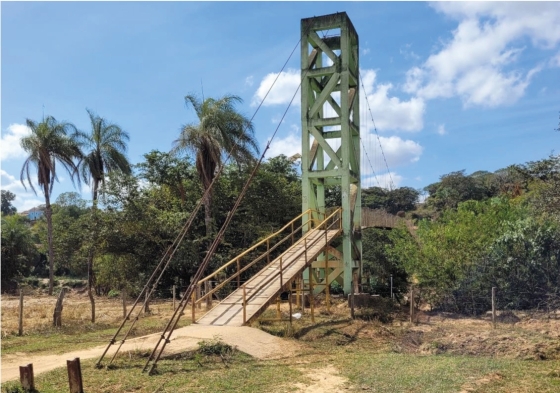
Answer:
[18,289,24,336]
[67,357,84,393]
[19,363,34,391]
[53,288,66,327]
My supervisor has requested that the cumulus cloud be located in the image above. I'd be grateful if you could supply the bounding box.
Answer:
[245,75,254,87]
[437,124,447,135]
[359,134,423,180]
[1,123,31,161]
[360,69,425,132]
[404,2,560,107]
[264,126,301,159]
[251,69,300,107]
[0,169,43,211]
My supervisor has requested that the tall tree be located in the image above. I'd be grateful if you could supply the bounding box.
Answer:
[172,94,259,236]
[1,190,17,216]
[75,109,131,322]
[20,116,82,295]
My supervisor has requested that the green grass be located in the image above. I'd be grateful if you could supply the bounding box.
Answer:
[3,335,559,393]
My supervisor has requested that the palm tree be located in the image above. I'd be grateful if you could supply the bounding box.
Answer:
[172,94,259,236]
[75,108,131,323]
[20,116,82,295]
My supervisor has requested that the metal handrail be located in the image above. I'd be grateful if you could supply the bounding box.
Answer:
[240,208,342,309]
[194,209,321,304]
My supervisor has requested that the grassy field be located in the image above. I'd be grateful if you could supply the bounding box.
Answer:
[2,294,560,392]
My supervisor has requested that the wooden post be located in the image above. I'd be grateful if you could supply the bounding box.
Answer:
[492,287,496,329]
[172,285,176,311]
[267,239,270,264]
[289,291,293,326]
[309,272,315,323]
[197,284,201,309]
[19,363,34,391]
[67,357,84,393]
[279,257,283,288]
[237,259,240,289]
[53,288,66,327]
[191,292,196,323]
[18,289,23,336]
[350,272,355,319]
[296,276,301,309]
[325,250,330,313]
[291,221,295,245]
[301,276,305,313]
[205,281,212,309]
[144,290,150,315]
[242,285,247,325]
[276,297,281,319]
[122,289,127,319]
[410,288,414,323]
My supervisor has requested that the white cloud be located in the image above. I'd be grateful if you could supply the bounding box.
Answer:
[1,124,31,161]
[245,75,254,87]
[264,126,301,159]
[251,69,300,107]
[362,48,371,55]
[437,124,447,135]
[550,51,560,67]
[404,2,560,107]
[363,172,403,190]
[1,169,43,211]
[360,69,425,132]
[360,134,423,179]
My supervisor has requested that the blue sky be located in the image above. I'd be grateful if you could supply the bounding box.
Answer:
[2,2,559,211]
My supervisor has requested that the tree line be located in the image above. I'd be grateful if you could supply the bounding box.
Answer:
[2,104,559,319]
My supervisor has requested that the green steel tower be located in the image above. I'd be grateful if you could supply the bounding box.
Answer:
[301,12,362,294]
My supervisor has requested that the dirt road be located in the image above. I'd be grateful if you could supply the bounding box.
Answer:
[1,325,300,382]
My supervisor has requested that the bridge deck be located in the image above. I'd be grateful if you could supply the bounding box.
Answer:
[196,228,340,326]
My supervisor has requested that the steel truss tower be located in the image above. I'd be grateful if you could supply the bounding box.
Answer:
[301,12,362,294]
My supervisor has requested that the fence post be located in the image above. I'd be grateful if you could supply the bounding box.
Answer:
[309,273,315,323]
[53,288,66,327]
[122,289,127,319]
[144,290,150,315]
[410,288,414,323]
[172,285,176,311]
[67,357,84,393]
[18,289,24,336]
[492,287,496,329]
[19,363,34,391]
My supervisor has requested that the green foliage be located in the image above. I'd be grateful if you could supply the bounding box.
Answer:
[362,186,419,214]
[361,228,408,300]
[1,214,38,291]
[1,190,17,215]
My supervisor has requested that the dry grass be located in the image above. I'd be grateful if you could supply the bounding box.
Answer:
[1,292,179,337]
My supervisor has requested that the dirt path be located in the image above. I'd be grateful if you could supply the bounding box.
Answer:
[1,325,301,383]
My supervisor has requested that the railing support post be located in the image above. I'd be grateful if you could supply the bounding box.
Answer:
[237,259,241,289]
[325,248,330,313]
[191,292,196,323]
[243,285,247,325]
[279,257,283,289]
[310,273,315,323]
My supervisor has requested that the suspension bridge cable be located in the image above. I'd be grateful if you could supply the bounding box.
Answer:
[358,71,395,190]
[96,31,306,367]
[144,65,306,375]
[144,25,316,374]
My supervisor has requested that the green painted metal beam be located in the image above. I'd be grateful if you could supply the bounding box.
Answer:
[301,12,361,295]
